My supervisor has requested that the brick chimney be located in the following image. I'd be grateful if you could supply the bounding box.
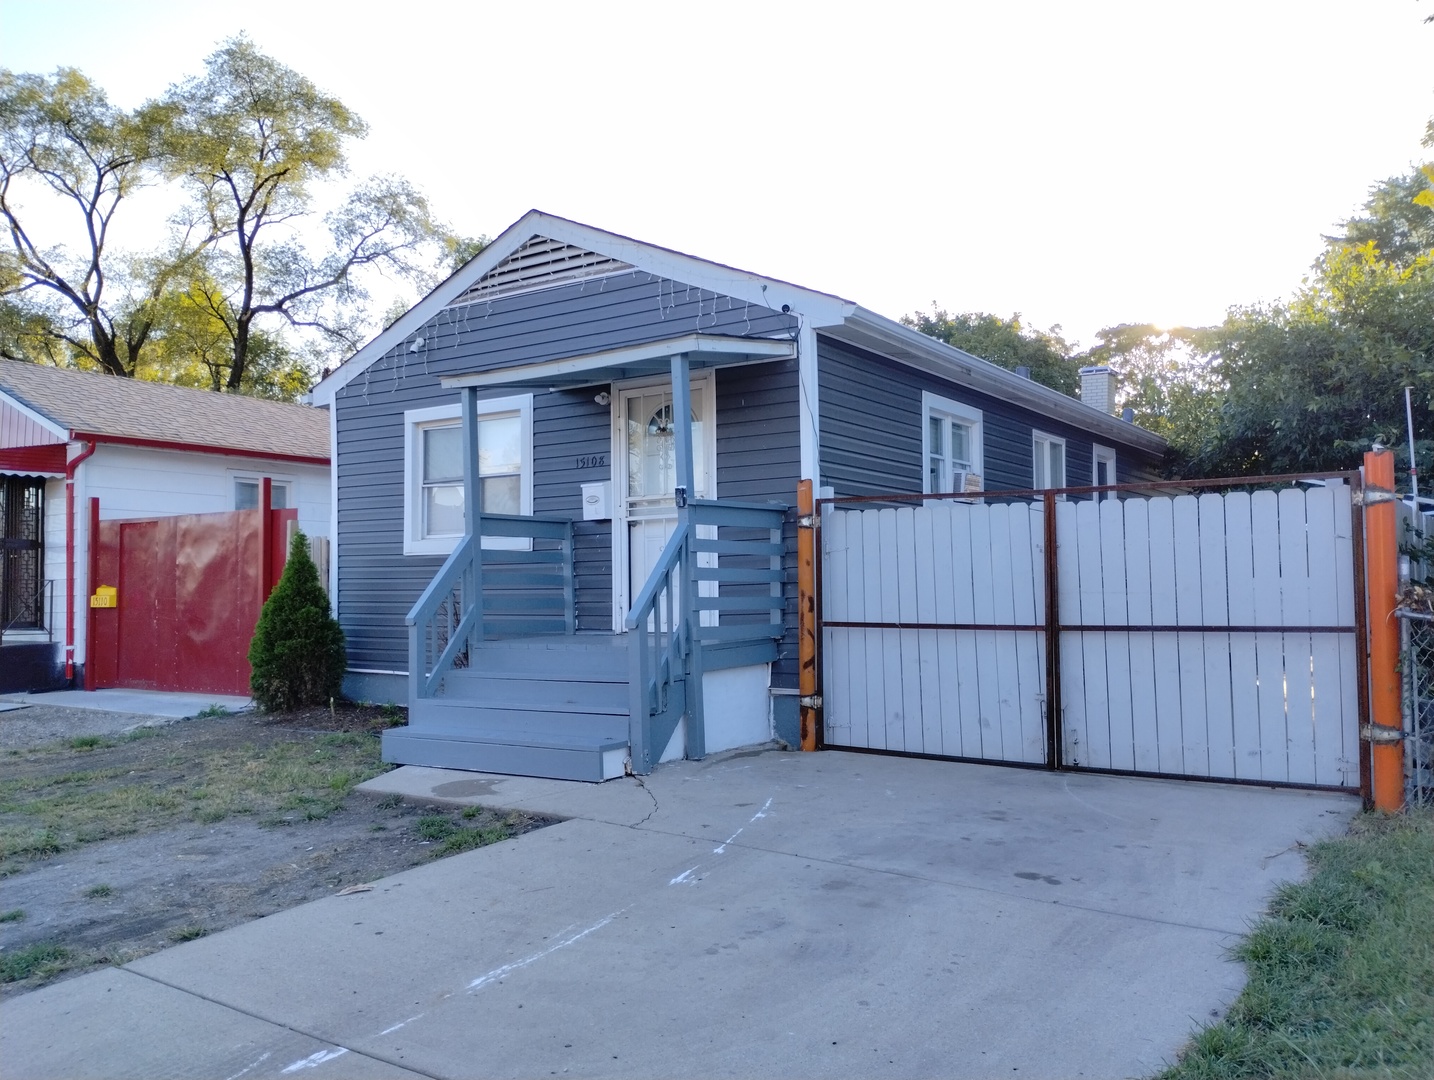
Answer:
[1079,365,1115,415]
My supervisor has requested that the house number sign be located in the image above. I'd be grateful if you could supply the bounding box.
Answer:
[576,455,607,469]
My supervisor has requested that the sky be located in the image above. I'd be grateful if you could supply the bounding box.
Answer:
[2,0,1431,348]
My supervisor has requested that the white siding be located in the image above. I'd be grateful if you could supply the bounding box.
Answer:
[43,478,65,637]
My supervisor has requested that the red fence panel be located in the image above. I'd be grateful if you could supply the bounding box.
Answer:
[89,506,296,696]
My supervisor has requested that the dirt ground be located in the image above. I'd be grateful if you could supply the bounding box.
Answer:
[0,703,551,999]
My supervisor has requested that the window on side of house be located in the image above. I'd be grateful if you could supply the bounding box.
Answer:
[1032,431,1067,490]
[403,395,533,555]
[1092,445,1117,500]
[922,392,983,495]
[234,478,291,510]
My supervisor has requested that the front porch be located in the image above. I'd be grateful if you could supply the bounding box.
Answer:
[383,336,793,780]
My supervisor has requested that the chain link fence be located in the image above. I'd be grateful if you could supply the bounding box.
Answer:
[1398,611,1434,805]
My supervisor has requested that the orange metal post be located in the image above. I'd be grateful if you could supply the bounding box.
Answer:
[1363,449,1405,812]
[797,479,819,751]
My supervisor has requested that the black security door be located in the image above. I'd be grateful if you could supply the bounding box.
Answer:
[0,476,44,630]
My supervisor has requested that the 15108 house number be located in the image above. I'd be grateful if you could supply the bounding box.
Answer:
[576,455,607,469]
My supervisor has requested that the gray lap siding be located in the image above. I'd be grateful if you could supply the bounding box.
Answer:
[334,270,798,674]
[715,358,801,689]
[817,336,1160,496]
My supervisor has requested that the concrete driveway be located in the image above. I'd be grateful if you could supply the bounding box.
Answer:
[1,750,1354,1079]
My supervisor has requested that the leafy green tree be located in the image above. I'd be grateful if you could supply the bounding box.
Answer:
[248,529,346,712]
[1079,323,1222,466]
[1191,238,1434,478]
[902,307,1081,393]
[140,278,312,398]
[1,41,478,398]
[0,68,210,376]
[150,36,461,391]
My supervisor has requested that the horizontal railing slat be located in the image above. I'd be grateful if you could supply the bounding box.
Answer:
[688,505,787,528]
[694,623,785,643]
[691,539,784,556]
[694,595,786,612]
[474,514,574,540]
[692,567,783,584]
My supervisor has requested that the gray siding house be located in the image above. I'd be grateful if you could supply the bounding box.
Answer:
[311,212,1165,781]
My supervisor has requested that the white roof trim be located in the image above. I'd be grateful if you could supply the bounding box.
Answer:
[310,210,855,405]
[442,334,795,390]
[0,388,70,440]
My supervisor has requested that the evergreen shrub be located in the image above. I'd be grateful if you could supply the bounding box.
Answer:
[248,530,346,711]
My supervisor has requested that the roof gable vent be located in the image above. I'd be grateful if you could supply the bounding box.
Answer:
[447,236,633,307]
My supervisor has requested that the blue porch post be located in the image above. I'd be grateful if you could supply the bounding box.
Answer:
[461,385,483,644]
[670,353,705,758]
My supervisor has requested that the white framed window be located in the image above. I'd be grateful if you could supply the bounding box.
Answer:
[402,395,533,555]
[234,477,291,510]
[921,391,983,495]
[1092,444,1117,500]
[1033,431,1067,490]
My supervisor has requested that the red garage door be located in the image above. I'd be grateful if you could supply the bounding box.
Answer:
[88,506,296,695]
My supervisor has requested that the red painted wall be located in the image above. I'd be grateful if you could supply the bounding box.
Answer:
[89,506,297,695]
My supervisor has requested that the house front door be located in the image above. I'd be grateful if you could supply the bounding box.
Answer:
[615,377,713,629]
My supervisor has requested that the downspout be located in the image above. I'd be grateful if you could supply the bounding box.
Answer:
[64,440,97,682]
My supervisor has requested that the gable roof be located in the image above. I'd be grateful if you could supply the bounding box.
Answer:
[0,360,329,463]
[310,210,1165,454]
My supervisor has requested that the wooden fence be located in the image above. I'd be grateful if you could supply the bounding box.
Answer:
[820,479,1361,789]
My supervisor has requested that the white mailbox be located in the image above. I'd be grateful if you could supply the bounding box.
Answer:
[581,480,612,521]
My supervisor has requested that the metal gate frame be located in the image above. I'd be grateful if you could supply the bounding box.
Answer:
[812,469,1371,797]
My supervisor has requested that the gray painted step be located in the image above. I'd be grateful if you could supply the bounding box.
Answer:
[409,699,628,739]
[468,638,630,678]
[441,671,628,711]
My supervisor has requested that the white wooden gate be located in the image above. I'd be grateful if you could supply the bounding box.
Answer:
[822,500,1048,764]
[820,481,1362,789]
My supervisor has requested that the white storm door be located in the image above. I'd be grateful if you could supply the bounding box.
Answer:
[617,378,712,628]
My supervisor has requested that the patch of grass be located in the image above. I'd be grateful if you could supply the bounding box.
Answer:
[0,942,73,983]
[413,811,511,856]
[0,909,24,923]
[169,926,207,943]
[1160,809,1434,1079]
[67,736,109,751]
[415,814,456,842]
[437,825,507,856]
[0,729,388,873]
[379,702,406,728]
[194,704,229,719]
[461,805,480,819]
[83,884,113,899]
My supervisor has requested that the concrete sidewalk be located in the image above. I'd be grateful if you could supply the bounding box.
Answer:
[1,751,1355,1080]
[0,688,253,718]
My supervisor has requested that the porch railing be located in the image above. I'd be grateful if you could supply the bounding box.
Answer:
[626,499,786,773]
[406,513,575,702]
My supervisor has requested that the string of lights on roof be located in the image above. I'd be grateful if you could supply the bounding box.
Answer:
[341,241,792,403]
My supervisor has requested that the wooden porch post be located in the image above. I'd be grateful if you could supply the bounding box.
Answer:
[1364,448,1404,811]
[670,353,705,758]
